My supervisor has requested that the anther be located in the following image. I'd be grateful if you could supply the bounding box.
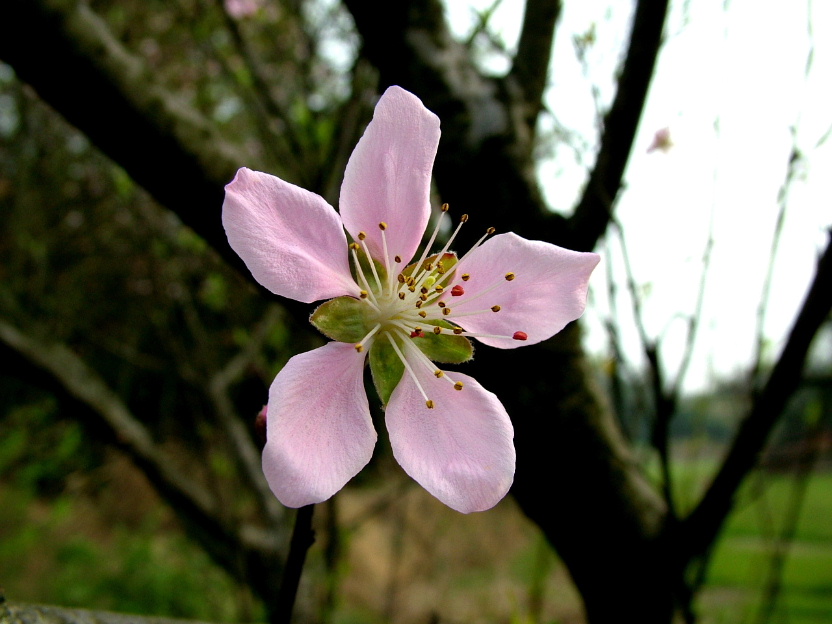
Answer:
[434,285,444,293]
[358,231,367,240]
[354,344,364,352]
[420,287,429,294]
[434,370,444,378]
[452,327,463,335]
[418,311,427,318]
[410,330,425,338]
[360,290,368,299]
[397,274,406,284]
[442,308,452,315]
[438,301,446,308]
[454,381,464,391]
[451,285,465,297]
[513,331,528,341]
[395,255,402,263]
[415,300,423,308]
[433,326,442,335]
[460,214,469,223]
[414,326,422,333]
[407,277,415,286]
[426,400,435,409]
[441,203,449,213]
[491,305,501,312]
[398,292,406,300]
[408,286,416,292]
[462,274,471,281]
[487,227,495,235]
[378,222,388,230]
[505,272,516,281]
[420,294,428,301]
[350,242,360,251]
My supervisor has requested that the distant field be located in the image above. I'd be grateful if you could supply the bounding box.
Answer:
[697,470,832,624]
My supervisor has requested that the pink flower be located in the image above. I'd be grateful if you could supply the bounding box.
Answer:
[223,86,599,513]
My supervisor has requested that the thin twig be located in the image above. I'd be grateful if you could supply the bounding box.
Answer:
[274,505,316,624]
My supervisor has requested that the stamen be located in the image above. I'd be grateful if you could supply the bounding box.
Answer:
[357,231,366,240]
[412,203,449,275]
[491,305,501,312]
[386,333,432,406]
[434,370,444,378]
[395,255,402,263]
[461,274,470,281]
[454,381,464,391]
[378,223,392,289]
[355,323,381,352]
[442,308,452,315]
[398,292,406,300]
[433,326,442,335]
[360,290,368,299]
[434,285,444,293]
[378,222,388,230]
[350,247,379,311]
[505,272,516,281]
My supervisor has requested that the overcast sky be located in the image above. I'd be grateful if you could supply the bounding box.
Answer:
[447,0,832,391]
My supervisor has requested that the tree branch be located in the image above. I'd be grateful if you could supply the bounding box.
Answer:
[0,0,254,270]
[681,229,832,560]
[568,0,670,252]
[509,0,562,131]
[0,600,218,624]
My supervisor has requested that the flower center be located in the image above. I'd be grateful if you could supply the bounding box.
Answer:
[349,206,527,409]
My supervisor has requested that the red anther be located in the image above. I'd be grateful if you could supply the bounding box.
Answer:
[513,331,528,341]
[451,285,465,297]
[410,330,425,338]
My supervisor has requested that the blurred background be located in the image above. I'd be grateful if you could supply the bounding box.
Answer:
[0,0,830,623]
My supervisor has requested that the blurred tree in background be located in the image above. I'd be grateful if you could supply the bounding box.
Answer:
[1,1,830,623]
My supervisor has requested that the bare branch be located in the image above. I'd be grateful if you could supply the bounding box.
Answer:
[1,600,218,624]
[568,0,670,251]
[509,0,562,131]
[0,0,254,270]
[682,229,832,560]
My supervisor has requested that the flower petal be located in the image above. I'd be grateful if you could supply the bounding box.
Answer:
[386,371,515,513]
[340,86,440,266]
[263,342,376,507]
[223,167,359,303]
[451,233,600,348]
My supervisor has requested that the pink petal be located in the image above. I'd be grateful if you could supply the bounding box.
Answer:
[450,233,600,348]
[223,168,359,303]
[386,371,515,513]
[340,87,440,266]
[263,342,376,507]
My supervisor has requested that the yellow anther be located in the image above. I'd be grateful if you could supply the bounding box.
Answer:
[434,370,444,378]
[350,242,360,251]
[354,344,363,353]
[452,327,463,335]
[434,284,444,293]
[437,267,446,274]
[414,326,422,333]
[407,277,415,286]
[426,263,434,271]
[415,300,423,308]
[460,214,469,223]
[420,294,428,301]
[437,301,446,308]
[358,231,367,240]
[454,381,464,391]
[426,400,435,409]
[398,292,406,300]
[409,286,416,293]
[491,305,501,312]
[395,255,402,263]
[505,272,516,281]
[360,290,368,299]
[378,222,388,230]
[418,311,427,318]
[487,227,495,235]
[420,287,429,294]
[397,274,406,283]
[461,274,470,281]
[441,203,449,212]
[442,308,452,316]
[433,326,442,335]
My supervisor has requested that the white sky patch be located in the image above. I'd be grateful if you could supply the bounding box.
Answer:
[446,0,832,390]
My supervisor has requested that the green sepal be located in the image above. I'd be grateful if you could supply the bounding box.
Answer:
[369,338,405,405]
[310,296,374,343]
[417,320,474,364]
